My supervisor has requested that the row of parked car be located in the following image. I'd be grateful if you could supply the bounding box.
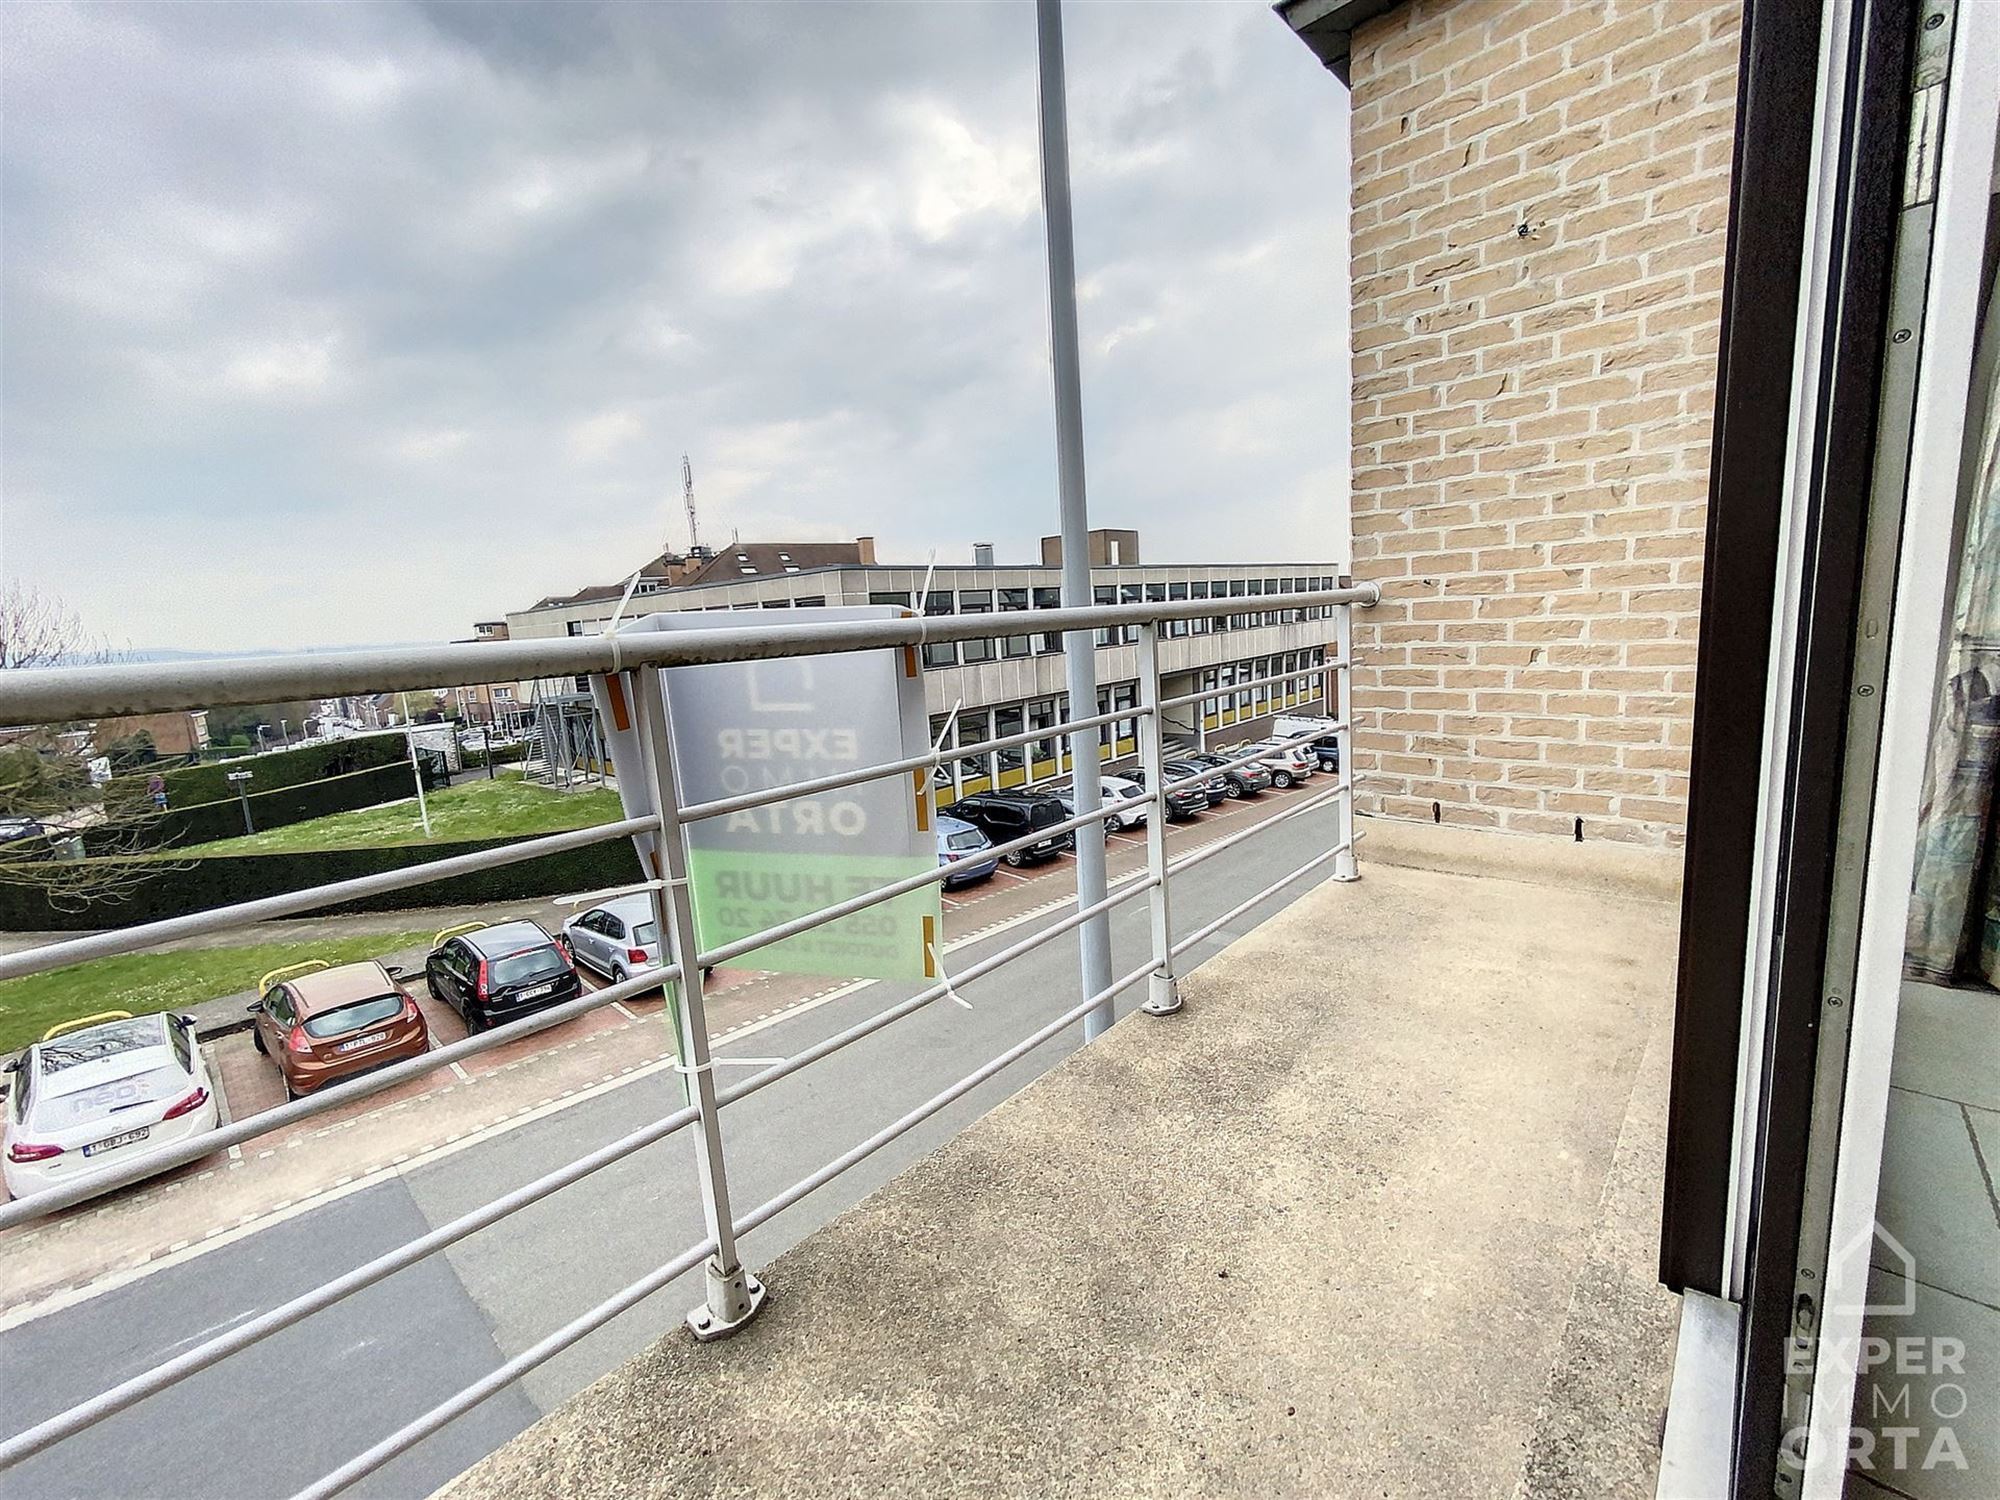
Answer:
[1,894,669,1202]
[934,733,1338,887]
[4,730,1343,1204]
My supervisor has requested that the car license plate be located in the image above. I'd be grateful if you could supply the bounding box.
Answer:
[337,1030,389,1054]
[84,1126,151,1156]
[519,983,553,1001]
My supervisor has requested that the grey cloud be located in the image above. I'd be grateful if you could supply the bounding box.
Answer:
[2,0,1349,651]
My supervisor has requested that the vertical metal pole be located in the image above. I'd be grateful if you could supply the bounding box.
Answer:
[1036,0,1115,1041]
[1333,599,1359,882]
[1137,624,1181,1016]
[633,665,767,1340]
[405,732,433,838]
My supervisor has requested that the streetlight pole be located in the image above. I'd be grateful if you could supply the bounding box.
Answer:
[1035,0,1114,1043]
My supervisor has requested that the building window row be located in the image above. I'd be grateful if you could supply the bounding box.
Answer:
[925,645,1330,802]
[875,575,1339,667]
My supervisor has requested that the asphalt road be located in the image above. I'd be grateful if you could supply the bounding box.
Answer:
[0,798,1345,1500]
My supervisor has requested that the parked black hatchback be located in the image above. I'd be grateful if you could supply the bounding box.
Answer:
[942,790,1076,867]
[424,920,581,1033]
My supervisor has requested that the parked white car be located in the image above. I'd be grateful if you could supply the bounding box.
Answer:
[561,894,665,984]
[1051,774,1150,832]
[4,1012,220,1202]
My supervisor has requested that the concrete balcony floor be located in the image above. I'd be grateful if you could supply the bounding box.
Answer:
[441,820,1685,1500]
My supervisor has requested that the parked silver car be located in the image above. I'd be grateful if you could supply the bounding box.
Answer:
[560,895,665,984]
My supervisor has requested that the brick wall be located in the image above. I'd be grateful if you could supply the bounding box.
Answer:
[1346,0,1741,845]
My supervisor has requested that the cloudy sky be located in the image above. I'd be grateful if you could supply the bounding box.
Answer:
[2,1,1350,653]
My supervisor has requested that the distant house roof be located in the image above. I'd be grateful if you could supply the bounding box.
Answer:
[680,542,866,588]
[527,542,869,610]
[531,552,686,610]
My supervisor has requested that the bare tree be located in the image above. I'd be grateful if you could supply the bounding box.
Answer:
[0,583,182,911]
[0,583,99,671]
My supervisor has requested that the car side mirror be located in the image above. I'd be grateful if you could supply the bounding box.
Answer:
[384,964,409,981]
[245,999,264,1015]
[179,1013,199,1029]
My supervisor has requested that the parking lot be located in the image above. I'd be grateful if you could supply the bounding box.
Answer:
[0,777,1332,1323]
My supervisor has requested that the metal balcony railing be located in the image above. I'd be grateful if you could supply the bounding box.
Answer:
[0,583,1376,1497]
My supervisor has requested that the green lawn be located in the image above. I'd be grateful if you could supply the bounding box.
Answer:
[0,930,434,1057]
[191,775,626,855]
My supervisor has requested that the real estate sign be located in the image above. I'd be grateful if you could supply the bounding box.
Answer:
[589,609,940,982]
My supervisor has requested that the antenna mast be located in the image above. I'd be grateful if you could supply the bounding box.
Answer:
[682,453,700,556]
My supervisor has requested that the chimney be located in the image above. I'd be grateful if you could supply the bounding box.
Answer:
[855,535,877,564]
[973,542,995,568]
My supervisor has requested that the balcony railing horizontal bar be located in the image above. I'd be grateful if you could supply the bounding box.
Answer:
[0,1091,706,1471]
[0,815,659,987]
[732,958,1157,1246]
[0,960,680,1232]
[715,875,1157,1113]
[1168,839,1353,961]
[1165,780,1349,882]
[296,1235,722,1500]
[0,588,1377,722]
[1155,659,1344,713]
[678,704,1144,824]
[1157,722,1347,801]
[694,795,1133,971]
[301,892,1171,1498]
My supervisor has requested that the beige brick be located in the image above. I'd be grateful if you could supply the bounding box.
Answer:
[1348,0,1735,848]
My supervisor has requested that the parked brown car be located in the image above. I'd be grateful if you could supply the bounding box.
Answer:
[249,960,430,1100]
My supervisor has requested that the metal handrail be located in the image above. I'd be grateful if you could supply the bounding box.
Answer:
[0,587,1371,1498]
[0,814,660,986]
[1155,657,1342,712]
[0,1090,706,1469]
[0,587,1376,720]
[679,702,1144,823]
[694,792,1139,971]
[1152,721,1346,803]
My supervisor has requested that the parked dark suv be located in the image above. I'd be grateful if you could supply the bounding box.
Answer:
[1123,768,1211,821]
[942,790,1076,867]
[1180,750,1272,799]
[424,920,581,1034]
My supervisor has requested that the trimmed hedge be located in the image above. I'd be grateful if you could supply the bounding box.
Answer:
[0,834,642,932]
[110,733,407,808]
[89,761,442,854]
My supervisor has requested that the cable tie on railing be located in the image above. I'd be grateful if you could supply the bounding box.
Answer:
[928,697,963,766]
[927,942,973,1010]
[672,1057,784,1076]
[913,547,939,654]
[553,878,668,907]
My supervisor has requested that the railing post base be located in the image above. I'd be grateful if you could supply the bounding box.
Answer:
[1332,845,1360,883]
[1141,970,1183,1017]
[686,1261,767,1342]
